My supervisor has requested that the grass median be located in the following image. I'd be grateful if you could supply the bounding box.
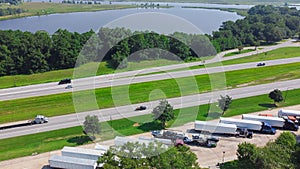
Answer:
[1,88,300,161]
[0,46,299,89]
[223,49,256,57]
[1,62,300,124]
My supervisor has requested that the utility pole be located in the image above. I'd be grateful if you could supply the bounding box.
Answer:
[222,151,225,164]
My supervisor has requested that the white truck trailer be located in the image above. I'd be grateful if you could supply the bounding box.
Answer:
[220,117,276,134]
[278,109,300,117]
[49,155,97,169]
[242,114,298,131]
[194,121,253,138]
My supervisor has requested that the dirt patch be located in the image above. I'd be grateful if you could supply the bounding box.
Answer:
[133,123,140,127]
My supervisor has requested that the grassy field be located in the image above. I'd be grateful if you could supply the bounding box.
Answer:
[0,2,135,20]
[223,49,256,57]
[181,6,248,16]
[188,46,300,70]
[1,87,300,161]
[1,62,300,124]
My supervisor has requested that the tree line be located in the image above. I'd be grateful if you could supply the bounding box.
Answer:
[0,0,21,5]
[0,7,23,16]
[210,5,300,52]
[0,28,215,76]
[0,29,94,76]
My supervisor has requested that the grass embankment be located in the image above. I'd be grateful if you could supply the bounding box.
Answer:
[0,2,135,20]
[223,49,256,57]
[188,46,300,70]
[181,6,248,16]
[1,87,300,161]
[1,62,300,124]
[0,59,182,89]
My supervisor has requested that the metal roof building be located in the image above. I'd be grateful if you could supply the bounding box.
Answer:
[62,146,105,161]
[49,155,97,169]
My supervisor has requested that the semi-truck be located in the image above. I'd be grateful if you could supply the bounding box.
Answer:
[0,115,48,130]
[151,130,187,140]
[183,134,219,148]
[151,130,216,147]
[194,121,253,138]
[242,114,298,131]
[219,117,276,134]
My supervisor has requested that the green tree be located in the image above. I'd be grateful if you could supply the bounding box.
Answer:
[218,95,232,115]
[275,132,296,149]
[237,142,257,169]
[269,89,283,105]
[83,115,100,139]
[152,99,174,128]
[98,142,200,169]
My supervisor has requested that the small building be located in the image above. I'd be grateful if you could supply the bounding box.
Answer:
[62,146,105,161]
[49,155,97,169]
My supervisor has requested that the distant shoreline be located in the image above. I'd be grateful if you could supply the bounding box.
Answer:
[0,2,137,21]
[182,6,248,16]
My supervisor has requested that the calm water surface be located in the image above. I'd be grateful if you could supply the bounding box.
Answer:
[0,4,244,34]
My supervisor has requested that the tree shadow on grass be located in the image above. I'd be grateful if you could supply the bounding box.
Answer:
[258,103,277,108]
[137,121,163,132]
[67,135,92,145]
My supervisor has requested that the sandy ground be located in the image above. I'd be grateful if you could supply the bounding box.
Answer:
[1,104,300,169]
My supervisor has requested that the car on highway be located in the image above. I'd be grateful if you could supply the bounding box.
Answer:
[58,78,71,85]
[135,105,147,111]
[256,62,266,66]
[65,85,73,89]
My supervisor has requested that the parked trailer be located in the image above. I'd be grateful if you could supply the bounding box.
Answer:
[194,121,253,138]
[49,155,97,169]
[220,117,276,134]
[260,113,298,124]
[243,114,298,131]
[61,146,105,161]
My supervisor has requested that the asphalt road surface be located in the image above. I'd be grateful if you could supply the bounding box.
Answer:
[1,56,300,101]
[1,78,300,139]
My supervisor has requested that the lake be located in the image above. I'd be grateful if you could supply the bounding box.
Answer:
[0,5,244,34]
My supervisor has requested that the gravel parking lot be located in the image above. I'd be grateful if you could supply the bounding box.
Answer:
[1,105,300,169]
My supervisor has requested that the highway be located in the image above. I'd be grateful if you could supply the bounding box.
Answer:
[1,56,300,101]
[1,78,300,139]
[0,39,298,101]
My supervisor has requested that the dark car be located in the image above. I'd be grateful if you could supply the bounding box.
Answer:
[256,62,265,66]
[58,78,71,85]
[135,106,147,111]
[65,85,73,89]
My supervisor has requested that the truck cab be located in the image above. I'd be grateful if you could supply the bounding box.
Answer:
[32,115,49,124]
[261,122,276,134]
[283,119,299,131]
